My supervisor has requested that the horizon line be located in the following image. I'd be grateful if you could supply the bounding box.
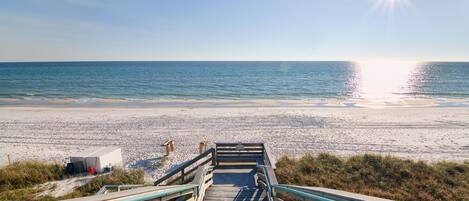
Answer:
[2,59,469,63]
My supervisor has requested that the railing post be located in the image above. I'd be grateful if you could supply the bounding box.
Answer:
[211,148,216,166]
[181,169,185,183]
[215,144,219,167]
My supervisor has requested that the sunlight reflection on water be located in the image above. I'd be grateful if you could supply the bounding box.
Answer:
[354,60,418,102]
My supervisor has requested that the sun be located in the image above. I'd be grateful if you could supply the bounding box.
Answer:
[371,0,412,16]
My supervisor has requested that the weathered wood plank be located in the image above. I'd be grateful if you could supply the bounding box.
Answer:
[216,147,264,151]
[217,152,264,155]
[154,148,215,186]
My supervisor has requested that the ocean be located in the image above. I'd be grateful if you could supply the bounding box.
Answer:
[0,61,468,103]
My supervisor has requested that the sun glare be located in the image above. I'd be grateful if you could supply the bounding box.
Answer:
[356,60,418,101]
[371,0,413,16]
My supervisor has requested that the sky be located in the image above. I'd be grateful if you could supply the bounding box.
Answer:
[1,0,468,62]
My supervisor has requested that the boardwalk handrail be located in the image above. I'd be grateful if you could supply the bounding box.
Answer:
[256,180,391,201]
[256,174,392,201]
[191,165,214,201]
[65,184,198,201]
[96,184,144,195]
[273,184,335,201]
[154,148,215,186]
[272,184,392,201]
[263,144,276,168]
[68,166,214,201]
[121,166,213,201]
[256,165,276,201]
[215,142,267,166]
[116,184,198,201]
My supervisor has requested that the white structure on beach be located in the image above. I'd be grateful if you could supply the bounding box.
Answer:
[70,147,122,173]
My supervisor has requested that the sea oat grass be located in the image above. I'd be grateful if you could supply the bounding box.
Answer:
[0,161,64,191]
[60,168,144,199]
[275,153,469,201]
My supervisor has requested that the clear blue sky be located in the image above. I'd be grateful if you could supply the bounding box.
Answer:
[1,0,468,61]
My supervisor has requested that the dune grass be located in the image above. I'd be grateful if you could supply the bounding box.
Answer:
[0,161,144,200]
[2,155,468,201]
[60,168,145,199]
[0,161,64,191]
[0,161,65,200]
[275,153,469,201]
[0,188,56,201]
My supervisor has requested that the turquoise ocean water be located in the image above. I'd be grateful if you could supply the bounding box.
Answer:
[0,61,468,105]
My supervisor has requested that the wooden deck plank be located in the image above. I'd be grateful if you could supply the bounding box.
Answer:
[204,164,267,201]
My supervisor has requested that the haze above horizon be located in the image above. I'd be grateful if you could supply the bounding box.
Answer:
[1,0,468,62]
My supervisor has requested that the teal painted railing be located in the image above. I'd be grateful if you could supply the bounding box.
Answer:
[154,148,215,186]
[117,165,214,201]
[257,165,356,201]
[96,184,144,195]
[191,165,214,201]
[66,165,214,201]
[273,184,336,201]
[256,165,275,201]
[115,184,198,201]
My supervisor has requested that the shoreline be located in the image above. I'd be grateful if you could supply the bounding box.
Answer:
[1,97,469,108]
[1,106,468,180]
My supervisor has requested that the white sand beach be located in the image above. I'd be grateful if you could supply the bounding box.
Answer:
[1,104,468,180]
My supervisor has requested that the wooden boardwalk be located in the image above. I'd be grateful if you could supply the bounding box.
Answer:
[67,142,392,201]
[202,143,270,201]
[204,165,267,201]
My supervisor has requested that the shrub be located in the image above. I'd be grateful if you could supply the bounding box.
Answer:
[275,153,469,201]
[0,187,57,201]
[0,161,144,200]
[0,161,64,191]
[60,168,144,199]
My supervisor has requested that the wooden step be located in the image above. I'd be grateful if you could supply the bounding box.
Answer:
[216,156,264,164]
[204,197,267,201]
[205,189,263,197]
[206,186,258,192]
[204,186,267,201]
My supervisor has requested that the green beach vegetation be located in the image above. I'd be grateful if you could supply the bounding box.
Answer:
[0,161,64,191]
[60,168,144,199]
[0,161,144,201]
[1,156,468,201]
[0,161,64,201]
[275,153,469,201]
